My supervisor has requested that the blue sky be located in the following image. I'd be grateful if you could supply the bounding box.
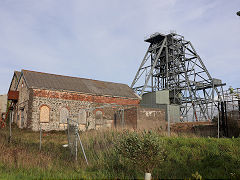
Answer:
[0,0,239,94]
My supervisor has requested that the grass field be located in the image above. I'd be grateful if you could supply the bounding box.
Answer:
[0,125,240,179]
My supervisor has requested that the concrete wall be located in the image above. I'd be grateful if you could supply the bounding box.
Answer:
[141,92,156,105]
[137,107,166,130]
[169,104,180,123]
[141,90,170,105]
[140,91,180,123]
[156,90,170,104]
[114,106,165,130]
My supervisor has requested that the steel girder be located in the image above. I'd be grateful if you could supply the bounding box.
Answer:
[131,32,225,122]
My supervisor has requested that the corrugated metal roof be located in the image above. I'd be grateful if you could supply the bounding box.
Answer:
[22,70,139,99]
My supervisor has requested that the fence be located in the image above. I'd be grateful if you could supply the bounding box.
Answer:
[67,118,88,164]
[219,88,240,137]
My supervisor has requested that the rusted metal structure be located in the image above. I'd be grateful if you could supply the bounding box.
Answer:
[131,32,225,122]
[0,91,19,128]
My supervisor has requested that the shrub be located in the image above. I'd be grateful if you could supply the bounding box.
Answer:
[114,130,165,173]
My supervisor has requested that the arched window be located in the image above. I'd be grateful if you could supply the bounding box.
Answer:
[60,107,69,124]
[95,110,103,125]
[79,109,86,124]
[40,105,50,123]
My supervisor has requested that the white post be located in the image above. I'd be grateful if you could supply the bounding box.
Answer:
[145,173,151,180]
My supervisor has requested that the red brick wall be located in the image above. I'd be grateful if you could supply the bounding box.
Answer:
[33,89,140,105]
[170,122,214,132]
[170,122,218,137]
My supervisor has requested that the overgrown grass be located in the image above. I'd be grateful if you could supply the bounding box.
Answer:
[0,125,239,179]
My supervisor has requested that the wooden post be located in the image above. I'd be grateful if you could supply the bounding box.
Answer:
[39,124,42,151]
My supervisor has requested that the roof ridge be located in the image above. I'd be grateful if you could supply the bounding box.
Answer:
[21,69,128,86]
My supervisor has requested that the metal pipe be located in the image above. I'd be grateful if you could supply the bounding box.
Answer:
[9,112,12,143]
[77,132,89,165]
[75,128,78,161]
[217,95,220,138]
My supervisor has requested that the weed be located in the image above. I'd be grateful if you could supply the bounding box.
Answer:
[0,126,239,179]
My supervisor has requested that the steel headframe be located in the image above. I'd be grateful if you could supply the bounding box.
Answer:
[131,32,225,122]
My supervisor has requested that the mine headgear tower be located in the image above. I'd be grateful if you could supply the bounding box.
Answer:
[131,32,225,122]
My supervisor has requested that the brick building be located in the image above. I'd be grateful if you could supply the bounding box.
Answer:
[8,70,165,131]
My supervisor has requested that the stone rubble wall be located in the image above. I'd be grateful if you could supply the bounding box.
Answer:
[30,88,140,131]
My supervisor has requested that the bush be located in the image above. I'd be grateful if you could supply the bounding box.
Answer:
[1,127,240,179]
[114,130,165,173]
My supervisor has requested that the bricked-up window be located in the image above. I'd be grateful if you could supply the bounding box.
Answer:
[60,107,69,124]
[40,105,50,123]
[95,111,103,125]
[79,109,86,124]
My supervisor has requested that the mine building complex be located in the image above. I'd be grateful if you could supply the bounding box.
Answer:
[7,70,165,131]
[2,32,239,137]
